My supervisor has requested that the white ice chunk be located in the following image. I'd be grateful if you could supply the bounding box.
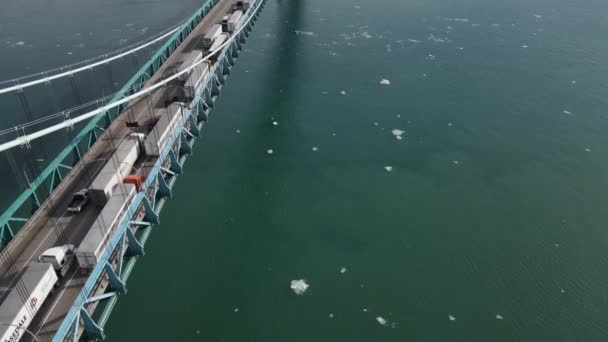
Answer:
[340,90,347,95]
[449,315,456,321]
[380,79,391,85]
[290,279,309,295]
[384,166,393,172]
[329,313,334,318]
[391,129,405,139]
[272,121,279,126]
[563,110,572,115]
[376,316,387,326]
[340,267,347,273]
[312,146,319,151]
[267,149,274,154]
[496,314,503,320]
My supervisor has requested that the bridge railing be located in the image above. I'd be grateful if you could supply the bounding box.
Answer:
[0,0,221,252]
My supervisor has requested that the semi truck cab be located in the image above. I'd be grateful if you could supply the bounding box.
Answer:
[38,244,75,277]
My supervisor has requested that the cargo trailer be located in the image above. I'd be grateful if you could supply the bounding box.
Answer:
[227,11,243,32]
[76,184,137,269]
[143,104,183,157]
[0,245,74,342]
[88,133,144,204]
[202,24,223,49]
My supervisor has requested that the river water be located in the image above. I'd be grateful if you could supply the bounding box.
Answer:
[2,0,608,341]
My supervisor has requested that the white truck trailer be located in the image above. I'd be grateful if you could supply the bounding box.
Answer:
[184,63,210,99]
[227,10,243,32]
[201,24,223,49]
[177,50,203,82]
[143,104,183,157]
[76,184,137,270]
[0,245,74,342]
[88,133,144,204]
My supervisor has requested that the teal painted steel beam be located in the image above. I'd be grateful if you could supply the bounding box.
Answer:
[157,173,172,198]
[85,291,116,304]
[105,263,127,293]
[126,227,144,257]
[142,196,159,224]
[80,308,105,340]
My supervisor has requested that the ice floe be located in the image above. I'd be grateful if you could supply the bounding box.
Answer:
[290,279,309,295]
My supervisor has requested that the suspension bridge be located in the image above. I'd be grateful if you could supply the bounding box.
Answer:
[0,0,266,340]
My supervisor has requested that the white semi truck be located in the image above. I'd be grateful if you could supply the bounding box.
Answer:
[76,184,137,270]
[143,104,183,157]
[0,245,74,342]
[88,133,144,204]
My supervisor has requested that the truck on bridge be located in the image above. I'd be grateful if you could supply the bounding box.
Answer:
[0,245,74,341]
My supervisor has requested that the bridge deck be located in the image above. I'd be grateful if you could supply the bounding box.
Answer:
[0,0,236,340]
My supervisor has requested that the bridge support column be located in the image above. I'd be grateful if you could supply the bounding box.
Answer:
[168,149,183,174]
[142,196,159,224]
[80,308,105,340]
[188,115,200,137]
[105,263,127,293]
[158,173,172,198]
[126,227,145,256]
[180,131,192,156]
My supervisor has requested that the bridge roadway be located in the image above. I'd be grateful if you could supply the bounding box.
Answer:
[0,0,236,340]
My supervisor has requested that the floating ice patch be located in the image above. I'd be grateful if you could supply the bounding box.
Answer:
[332,132,336,136]
[66,52,73,55]
[408,38,421,43]
[236,129,241,133]
[457,47,464,50]
[312,146,319,151]
[560,289,565,294]
[234,308,240,312]
[571,80,577,84]
[448,122,453,126]
[453,160,460,165]
[295,30,314,36]
[585,148,591,152]
[449,315,456,321]
[397,114,401,118]
[354,5,361,9]
[361,31,373,39]
[266,149,274,155]
[428,34,448,43]
[447,18,470,23]
[391,129,405,139]
[380,79,391,85]
[373,122,379,126]
[384,166,393,172]
[340,267,347,273]
[427,54,436,60]
[363,308,368,312]
[563,110,572,115]
[272,121,279,126]
[340,90,347,95]
[376,316,388,326]
[496,314,503,320]
[14,41,25,46]
[290,279,309,295]
[533,14,543,19]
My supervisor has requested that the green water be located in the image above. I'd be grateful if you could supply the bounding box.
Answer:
[3,0,608,340]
